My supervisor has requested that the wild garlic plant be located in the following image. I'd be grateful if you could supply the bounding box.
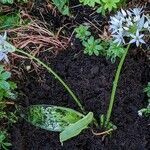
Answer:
[0,7,150,144]
[0,31,89,144]
[0,32,16,62]
[104,7,150,128]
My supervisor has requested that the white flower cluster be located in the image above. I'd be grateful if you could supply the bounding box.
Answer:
[0,32,9,62]
[109,7,150,47]
[0,32,16,62]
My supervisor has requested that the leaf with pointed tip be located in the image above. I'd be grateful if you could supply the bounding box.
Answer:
[23,105,84,132]
[60,112,93,144]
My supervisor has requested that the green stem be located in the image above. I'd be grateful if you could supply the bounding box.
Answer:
[16,49,84,113]
[105,44,130,127]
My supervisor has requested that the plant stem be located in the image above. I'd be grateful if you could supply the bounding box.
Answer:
[105,44,130,127]
[16,49,84,113]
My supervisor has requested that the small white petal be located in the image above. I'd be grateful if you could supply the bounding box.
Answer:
[144,21,149,28]
[121,9,127,16]
[129,39,136,44]
[123,27,129,30]
[136,30,140,37]
[136,40,140,47]
[139,39,145,44]
[139,34,144,38]
[3,31,7,40]
[127,10,132,16]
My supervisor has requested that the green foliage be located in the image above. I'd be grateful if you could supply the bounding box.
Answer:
[25,105,84,132]
[17,0,28,2]
[138,106,150,117]
[101,0,120,12]
[0,0,28,4]
[74,25,91,41]
[27,106,45,125]
[0,0,13,4]
[75,25,104,56]
[60,112,93,144]
[23,105,93,143]
[52,0,70,16]
[0,12,24,30]
[0,130,12,150]
[144,82,150,97]
[106,42,125,63]
[138,83,150,117]
[79,0,101,7]
[100,114,117,131]
[0,66,17,101]
[75,25,125,61]
[0,66,17,149]
[80,0,124,15]
[82,36,103,56]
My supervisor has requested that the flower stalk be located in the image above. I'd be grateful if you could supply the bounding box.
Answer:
[105,44,130,127]
[15,49,85,113]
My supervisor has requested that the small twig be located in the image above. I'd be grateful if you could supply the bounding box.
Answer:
[11,53,28,59]
[84,17,103,34]
[0,101,15,105]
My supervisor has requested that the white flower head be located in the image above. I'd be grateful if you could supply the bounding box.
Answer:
[0,32,16,63]
[109,7,150,47]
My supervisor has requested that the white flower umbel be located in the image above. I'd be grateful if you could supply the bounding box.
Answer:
[0,32,16,62]
[109,7,150,47]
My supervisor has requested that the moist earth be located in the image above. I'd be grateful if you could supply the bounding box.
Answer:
[9,1,150,149]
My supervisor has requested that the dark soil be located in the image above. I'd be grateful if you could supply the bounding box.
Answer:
[9,1,150,150]
[10,47,150,150]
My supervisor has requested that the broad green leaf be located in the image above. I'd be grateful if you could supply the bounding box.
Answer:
[0,81,10,90]
[0,0,14,4]
[0,12,21,30]
[23,105,84,132]
[0,72,11,80]
[60,112,93,144]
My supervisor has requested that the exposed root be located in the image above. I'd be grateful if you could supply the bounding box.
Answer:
[91,128,114,136]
